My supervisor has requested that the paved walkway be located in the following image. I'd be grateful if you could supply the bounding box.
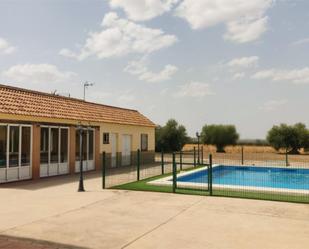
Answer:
[1,172,309,249]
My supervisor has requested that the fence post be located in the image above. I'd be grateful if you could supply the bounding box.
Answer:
[194,147,196,167]
[137,149,140,181]
[241,146,244,165]
[197,143,200,165]
[161,150,164,175]
[209,154,213,196]
[102,152,106,189]
[201,146,204,165]
[172,152,177,193]
[286,151,289,167]
[180,150,183,170]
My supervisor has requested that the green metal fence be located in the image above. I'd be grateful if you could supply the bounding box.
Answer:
[101,148,309,204]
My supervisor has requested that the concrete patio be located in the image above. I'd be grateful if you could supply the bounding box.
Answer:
[0,172,309,249]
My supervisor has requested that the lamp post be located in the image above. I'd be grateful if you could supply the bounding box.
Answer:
[196,132,201,164]
[83,81,94,101]
[77,124,85,192]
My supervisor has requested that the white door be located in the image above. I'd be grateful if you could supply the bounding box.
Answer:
[110,133,117,168]
[75,129,95,172]
[122,135,131,166]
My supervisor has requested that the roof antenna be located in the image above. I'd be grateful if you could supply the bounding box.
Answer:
[83,81,94,101]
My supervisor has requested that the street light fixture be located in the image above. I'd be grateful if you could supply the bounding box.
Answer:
[196,132,201,164]
[83,81,94,101]
[77,123,85,192]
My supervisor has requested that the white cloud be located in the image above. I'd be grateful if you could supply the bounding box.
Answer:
[175,82,214,97]
[60,12,177,60]
[252,67,309,84]
[0,37,16,54]
[160,88,169,96]
[227,56,259,68]
[117,93,136,104]
[233,72,246,79]
[2,64,76,83]
[124,58,178,82]
[109,0,179,21]
[59,48,78,59]
[224,16,268,43]
[292,38,309,46]
[175,0,273,43]
[259,100,287,111]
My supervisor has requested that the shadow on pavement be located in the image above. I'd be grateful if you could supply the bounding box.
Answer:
[0,235,89,249]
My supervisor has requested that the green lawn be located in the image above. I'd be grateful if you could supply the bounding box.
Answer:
[112,172,309,204]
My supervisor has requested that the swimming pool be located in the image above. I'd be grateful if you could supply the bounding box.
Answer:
[177,166,309,190]
[149,165,309,194]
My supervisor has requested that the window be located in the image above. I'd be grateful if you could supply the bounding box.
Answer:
[0,126,7,168]
[21,127,31,166]
[40,128,49,164]
[50,128,59,163]
[60,129,68,163]
[141,134,148,151]
[103,133,109,144]
[9,126,19,167]
[88,130,94,160]
[0,125,32,169]
[76,129,94,161]
[75,130,80,161]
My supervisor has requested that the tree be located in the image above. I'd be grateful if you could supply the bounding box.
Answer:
[267,123,309,154]
[155,119,189,152]
[201,124,239,152]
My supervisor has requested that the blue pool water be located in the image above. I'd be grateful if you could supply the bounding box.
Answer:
[177,166,309,190]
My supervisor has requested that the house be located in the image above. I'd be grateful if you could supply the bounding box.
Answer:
[0,84,156,183]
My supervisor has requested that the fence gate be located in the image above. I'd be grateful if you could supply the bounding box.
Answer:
[172,151,213,195]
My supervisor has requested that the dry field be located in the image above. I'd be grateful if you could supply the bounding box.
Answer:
[182,144,309,166]
[183,144,277,154]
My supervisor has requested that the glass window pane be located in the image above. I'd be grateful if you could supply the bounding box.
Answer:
[76,130,80,161]
[60,129,68,163]
[141,134,148,151]
[21,127,31,166]
[82,131,87,160]
[50,128,59,163]
[9,126,19,167]
[40,128,49,164]
[0,126,7,168]
[88,130,94,160]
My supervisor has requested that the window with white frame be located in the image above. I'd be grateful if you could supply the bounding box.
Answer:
[40,126,69,165]
[9,126,20,167]
[0,124,32,169]
[103,133,109,144]
[40,127,49,164]
[141,134,148,151]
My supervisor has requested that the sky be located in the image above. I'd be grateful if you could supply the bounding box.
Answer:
[1,0,309,139]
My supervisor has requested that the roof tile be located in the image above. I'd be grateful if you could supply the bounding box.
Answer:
[0,84,155,127]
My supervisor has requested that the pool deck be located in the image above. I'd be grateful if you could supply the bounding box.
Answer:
[1,172,309,249]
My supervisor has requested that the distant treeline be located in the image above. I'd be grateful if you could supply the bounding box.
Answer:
[189,138,269,146]
[236,139,269,146]
[156,119,309,154]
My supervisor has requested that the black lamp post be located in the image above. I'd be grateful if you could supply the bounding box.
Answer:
[77,124,85,192]
[196,132,200,164]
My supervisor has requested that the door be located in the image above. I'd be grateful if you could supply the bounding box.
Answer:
[75,129,95,172]
[110,133,117,167]
[122,135,131,166]
[0,124,32,183]
[40,126,69,177]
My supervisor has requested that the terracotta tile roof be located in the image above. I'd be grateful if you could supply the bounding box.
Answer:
[0,84,156,127]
